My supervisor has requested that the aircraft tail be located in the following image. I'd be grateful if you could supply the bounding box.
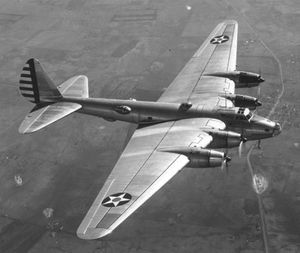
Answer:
[19,58,62,103]
[18,58,89,134]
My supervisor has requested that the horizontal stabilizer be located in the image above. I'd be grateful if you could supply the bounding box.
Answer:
[19,102,81,134]
[58,75,89,98]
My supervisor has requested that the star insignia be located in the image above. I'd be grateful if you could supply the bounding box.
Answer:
[210,35,229,44]
[102,192,132,207]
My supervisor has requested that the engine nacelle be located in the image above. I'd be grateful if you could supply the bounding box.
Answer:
[159,147,230,168]
[205,71,264,88]
[204,129,245,149]
[221,94,262,110]
[187,149,227,168]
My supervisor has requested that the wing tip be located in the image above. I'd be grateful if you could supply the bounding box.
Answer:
[18,121,36,134]
[76,227,112,240]
[18,128,31,134]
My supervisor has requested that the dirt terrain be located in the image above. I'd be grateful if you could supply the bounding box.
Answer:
[0,0,299,252]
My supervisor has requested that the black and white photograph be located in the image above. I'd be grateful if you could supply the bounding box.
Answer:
[0,0,299,252]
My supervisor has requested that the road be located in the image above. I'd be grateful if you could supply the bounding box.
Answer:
[1,1,298,252]
[221,1,286,252]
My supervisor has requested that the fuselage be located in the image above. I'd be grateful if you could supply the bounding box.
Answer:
[225,114,281,140]
[61,97,281,141]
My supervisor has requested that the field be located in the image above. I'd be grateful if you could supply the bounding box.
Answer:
[0,0,299,252]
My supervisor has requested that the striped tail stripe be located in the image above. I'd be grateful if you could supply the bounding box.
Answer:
[22,93,35,98]
[19,80,33,84]
[19,87,34,91]
[19,60,40,104]
[20,73,31,78]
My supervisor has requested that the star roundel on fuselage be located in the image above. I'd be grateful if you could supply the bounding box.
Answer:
[210,35,229,44]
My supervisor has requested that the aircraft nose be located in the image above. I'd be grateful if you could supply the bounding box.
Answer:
[273,123,281,136]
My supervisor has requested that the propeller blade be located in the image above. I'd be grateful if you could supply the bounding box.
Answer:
[257,68,261,98]
[221,155,231,173]
[238,137,247,158]
[221,159,226,172]
[225,157,229,175]
[238,141,243,158]
[257,139,261,149]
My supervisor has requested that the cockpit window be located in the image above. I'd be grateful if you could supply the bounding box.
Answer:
[235,107,252,121]
[246,112,252,120]
[243,108,252,120]
[237,108,245,114]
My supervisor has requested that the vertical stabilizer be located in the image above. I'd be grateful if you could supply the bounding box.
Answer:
[19,58,62,103]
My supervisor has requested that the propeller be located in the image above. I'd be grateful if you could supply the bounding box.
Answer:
[257,85,261,98]
[221,155,231,174]
[258,67,265,82]
[238,136,247,158]
[257,139,261,149]
[255,99,262,107]
[257,67,262,98]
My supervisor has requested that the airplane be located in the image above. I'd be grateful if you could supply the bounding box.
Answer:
[18,20,280,239]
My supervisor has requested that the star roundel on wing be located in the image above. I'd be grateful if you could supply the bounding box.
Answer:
[210,35,229,44]
[102,192,132,207]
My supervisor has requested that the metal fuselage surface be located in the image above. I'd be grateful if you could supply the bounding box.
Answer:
[61,97,281,141]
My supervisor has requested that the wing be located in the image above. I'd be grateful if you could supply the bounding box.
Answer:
[77,20,237,239]
[77,118,225,239]
[158,20,238,105]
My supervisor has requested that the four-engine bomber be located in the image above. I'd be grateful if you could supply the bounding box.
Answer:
[17,20,282,240]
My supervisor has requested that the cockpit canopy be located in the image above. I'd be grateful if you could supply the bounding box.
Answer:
[236,107,253,121]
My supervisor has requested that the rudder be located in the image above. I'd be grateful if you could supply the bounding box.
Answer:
[19,58,62,103]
